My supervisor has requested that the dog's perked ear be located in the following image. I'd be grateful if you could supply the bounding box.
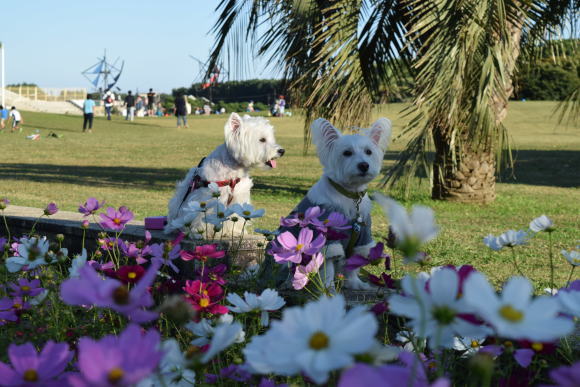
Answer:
[368,118,392,151]
[225,112,244,138]
[311,118,341,153]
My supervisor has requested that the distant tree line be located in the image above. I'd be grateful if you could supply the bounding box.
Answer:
[171,40,577,104]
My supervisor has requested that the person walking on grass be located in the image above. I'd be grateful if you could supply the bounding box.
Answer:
[147,88,156,117]
[124,90,136,121]
[174,94,188,128]
[9,107,22,133]
[82,94,95,133]
[0,105,8,130]
[103,91,114,120]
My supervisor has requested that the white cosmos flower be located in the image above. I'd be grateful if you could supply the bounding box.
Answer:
[557,289,580,317]
[227,289,285,326]
[205,202,234,226]
[483,234,503,251]
[201,321,244,363]
[529,215,554,233]
[230,203,265,220]
[498,230,528,248]
[137,339,196,387]
[463,273,574,342]
[207,182,220,197]
[69,248,88,278]
[243,295,377,384]
[374,194,438,264]
[389,268,490,348]
[6,237,50,273]
[185,314,245,346]
[452,335,487,357]
[561,249,580,266]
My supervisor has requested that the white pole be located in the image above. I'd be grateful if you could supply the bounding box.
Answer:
[0,42,5,108]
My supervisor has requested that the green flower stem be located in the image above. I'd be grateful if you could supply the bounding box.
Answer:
[81,228,86,251]
[548,231,555,295]
[510,247,525,277]
[29,214,44,236]
[1,210,11,243]
[565,265,576,288]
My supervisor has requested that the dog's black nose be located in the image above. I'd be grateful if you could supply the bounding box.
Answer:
[358,162,369,173]
[278,148,285,156]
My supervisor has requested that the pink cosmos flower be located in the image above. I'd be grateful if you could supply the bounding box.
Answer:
[78,197,105,216]
[68,324,162,387]
[8,278,43,297]
[273,228,326,264]
[60,260,161,323]
[183,280,228,318]
[543,361,580,387]
[196,263,228,285]
[292,252,324,290]
[345,242,390,271]
[481,344,535,368]
[99,206,134,231]
[180,244,226,262]
[0,341,73,385]
[368,273,396,289]
[44,202,59,216]
[280,206,324,228]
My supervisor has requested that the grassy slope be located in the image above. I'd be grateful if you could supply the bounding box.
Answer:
[0,102,578,288]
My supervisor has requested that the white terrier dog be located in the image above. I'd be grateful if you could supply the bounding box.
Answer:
[165,113,285,237]
[275,117,391,290]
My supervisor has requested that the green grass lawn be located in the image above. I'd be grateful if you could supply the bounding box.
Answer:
[0,102,578,288]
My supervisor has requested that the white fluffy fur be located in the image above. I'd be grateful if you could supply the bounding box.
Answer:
[166,113,284,236]
[308,117,392,290]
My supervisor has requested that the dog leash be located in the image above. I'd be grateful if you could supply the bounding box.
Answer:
[327,177,366,258]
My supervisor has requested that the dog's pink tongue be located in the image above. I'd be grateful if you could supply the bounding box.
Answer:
[269,159,277,168]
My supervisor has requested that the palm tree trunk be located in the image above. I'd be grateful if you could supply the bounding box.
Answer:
[431,21,523,203]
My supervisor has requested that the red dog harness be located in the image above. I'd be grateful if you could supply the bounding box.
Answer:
[181,158,241,206]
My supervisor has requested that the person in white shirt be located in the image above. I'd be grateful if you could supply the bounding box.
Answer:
[9,107,22,132]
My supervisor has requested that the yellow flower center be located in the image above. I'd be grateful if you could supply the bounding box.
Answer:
[21,286,31,293]
[531,342,544,352]
[470,340,480,348]
[573,258,580,264]
[295,244,304,251]
[112,286,130,305]
[113,218,122,225]
[23,369,38,382]
[199,298,210,308]
[127,272,137,279]
[243,210,251,216]
[499,305,524,323]
[309,331,330,350]
[504,341,513,348]
[108,367,124,384]
[217,212,224,218]
[13,303,22,309]
[323,219,330,224]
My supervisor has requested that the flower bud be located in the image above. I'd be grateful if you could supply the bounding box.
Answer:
[56,234,65,242]
[158,295,197,326]
[81,220,90,229]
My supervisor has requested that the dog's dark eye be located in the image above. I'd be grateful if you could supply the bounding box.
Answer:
[259,138,266,143]
[365,149,372,155]
[343,150,353,157]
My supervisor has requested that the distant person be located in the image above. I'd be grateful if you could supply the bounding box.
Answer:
[174,95,188,128]
[147,88,156,116]
[82,94,95,132]
[136,95,143,112]
[247,100,254,112]
[203,104,211,115]
[103,91,114,120]
[124,91,136,121]
[279,95,286,115]
[9,106,22,133]
[0,105,8,130]
[220,106,226,114]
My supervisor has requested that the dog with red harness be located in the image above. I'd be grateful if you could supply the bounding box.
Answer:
[165,113,284,238]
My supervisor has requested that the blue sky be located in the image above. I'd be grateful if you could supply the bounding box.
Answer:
[0,1,277,94]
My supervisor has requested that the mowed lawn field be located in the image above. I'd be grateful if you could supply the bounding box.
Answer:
[0,102,578,288]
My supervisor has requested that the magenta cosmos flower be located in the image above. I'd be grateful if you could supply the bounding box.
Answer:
[68,324,162,387]
[272,227,326,264]
[311,211,352,233]
[345,242,390,271]
[44,202,59,216]
[8,278,44,297]
[0,341,73,385]
[78,197,105,216]
[60,260,161,323]
[99,206,134,231]
[292,252,324,290]
[180,244,226,262]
